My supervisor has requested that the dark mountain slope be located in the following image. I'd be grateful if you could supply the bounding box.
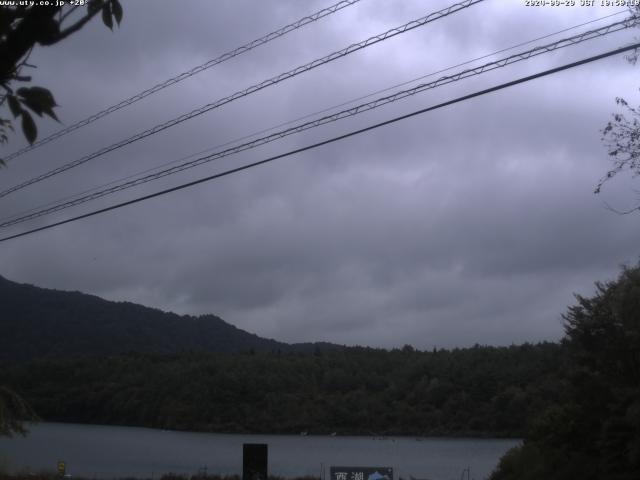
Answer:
[0,275,333,361]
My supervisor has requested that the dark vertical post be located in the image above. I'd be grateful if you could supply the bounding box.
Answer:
[243,443,268,480]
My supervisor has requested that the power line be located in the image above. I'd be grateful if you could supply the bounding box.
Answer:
[2,9,626,226]
[2,0,364,162]
[1,42,637,244]
[4,10,627,227]
[2,15,636,229]
[0,0,485,199]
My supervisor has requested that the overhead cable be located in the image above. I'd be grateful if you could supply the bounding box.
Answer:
[2,8,624,226]
[0,10,626,228]
[2,0,364,162]
[1,42,637,244]
[1,16,636,229]
[0,0,485,199]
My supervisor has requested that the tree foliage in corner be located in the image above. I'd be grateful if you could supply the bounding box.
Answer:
[0,0,123,164]
[597,6,640,211]
[599,96,640,210]
[0,0,123,437]
[490,263,640,480]
[0,386,38,437]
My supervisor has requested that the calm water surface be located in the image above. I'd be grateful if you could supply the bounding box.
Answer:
[0,423,519,480]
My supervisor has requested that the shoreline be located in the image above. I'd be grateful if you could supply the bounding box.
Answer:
[19,421,523,441]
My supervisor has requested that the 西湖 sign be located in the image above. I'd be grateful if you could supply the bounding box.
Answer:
[330,467,393,480]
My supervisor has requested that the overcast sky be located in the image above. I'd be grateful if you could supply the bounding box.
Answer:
[1,0,639,349]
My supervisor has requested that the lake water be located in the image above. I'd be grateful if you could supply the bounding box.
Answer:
[0,423,519,480]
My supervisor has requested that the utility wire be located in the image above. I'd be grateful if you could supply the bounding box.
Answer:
[1,16,636,229]
[1,9,625,226]
[2,0,364,162]
[1,42,637,244]
[2,9,627,227]
[0,0,485,199]
[0,7,628,229]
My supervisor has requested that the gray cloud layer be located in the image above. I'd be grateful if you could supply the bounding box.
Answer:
[1,0,639,348]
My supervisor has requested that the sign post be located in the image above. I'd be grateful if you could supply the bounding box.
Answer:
[243,443,268,480]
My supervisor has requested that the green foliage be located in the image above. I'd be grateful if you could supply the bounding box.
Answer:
[490,263,640,480]
[598,97,640,197]
[14,87,58,121]
[0,455,8,476]
[0,275,568,437]
[0,1,123,151]
[19,109,36,145]
[98,0,123,30]
[0,386,38,437]
[111,0,123,26]
[598,12,640,207]
[0,117,13,161]
[0,342,566,437]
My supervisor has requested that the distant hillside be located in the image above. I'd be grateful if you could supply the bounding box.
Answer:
[0,276,571,438]
[0,275,338,361]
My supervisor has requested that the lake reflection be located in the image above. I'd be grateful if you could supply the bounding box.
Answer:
[0,423,519,480]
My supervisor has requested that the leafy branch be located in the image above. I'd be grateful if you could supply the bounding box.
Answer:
[0,0,123,161]
[0,386,38,437]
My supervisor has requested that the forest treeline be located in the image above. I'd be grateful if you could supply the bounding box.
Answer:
[0,342,567,437]
[490,264,640,480]
[3,263,638,478]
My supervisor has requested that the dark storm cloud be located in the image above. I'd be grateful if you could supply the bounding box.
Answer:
[1,0,639,348]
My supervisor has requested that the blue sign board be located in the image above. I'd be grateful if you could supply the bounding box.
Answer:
[330,467,393,480]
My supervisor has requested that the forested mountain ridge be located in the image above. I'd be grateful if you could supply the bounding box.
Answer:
[0,274,569,438]
[0,275,338,361]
